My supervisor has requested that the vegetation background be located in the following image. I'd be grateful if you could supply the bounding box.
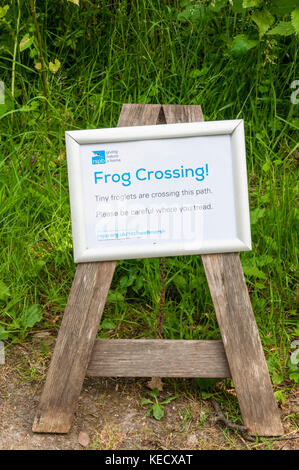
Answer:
[0,0,298,421]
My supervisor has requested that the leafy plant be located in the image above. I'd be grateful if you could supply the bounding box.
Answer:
[178,0,299,57]
[194,378,219,399]
[20,304,42,328]
[0,280,10,302]
[274,390,286,405]
[140,388,178,420]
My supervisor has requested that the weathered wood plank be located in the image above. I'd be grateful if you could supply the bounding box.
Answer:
[163,104,283,436]
[118,103,162,127]
[201,253,283,436]
[87,339,231,378]
[163,104,204,124]
[32,104,163,433]
[32,262,116,433]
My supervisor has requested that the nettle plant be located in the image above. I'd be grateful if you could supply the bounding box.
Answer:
[178,0,299,57]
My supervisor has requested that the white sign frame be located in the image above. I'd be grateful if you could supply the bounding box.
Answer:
[65,120,251,263]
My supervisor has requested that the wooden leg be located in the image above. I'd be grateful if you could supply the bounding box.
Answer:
[32,261,116,433]
[33,104,163,433]
[202,253,283,436]
[163,104,283,436]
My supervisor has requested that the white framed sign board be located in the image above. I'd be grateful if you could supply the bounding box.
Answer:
[65,120,251,263]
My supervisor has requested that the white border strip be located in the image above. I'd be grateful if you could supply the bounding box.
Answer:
[66,120,241,144]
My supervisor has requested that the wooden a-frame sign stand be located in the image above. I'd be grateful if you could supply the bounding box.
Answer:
[32,104,283,436]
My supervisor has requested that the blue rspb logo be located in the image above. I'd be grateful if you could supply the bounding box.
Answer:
[92,150,106,165]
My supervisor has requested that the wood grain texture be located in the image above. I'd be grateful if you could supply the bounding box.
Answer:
[87,339,231,378]
[162,104,204,124]
[32,261,116,433]
[201,254,283,435]
[163,104,283,436]
[32,104,163,433]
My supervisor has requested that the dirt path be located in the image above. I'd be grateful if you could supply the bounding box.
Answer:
[0,343,298,450]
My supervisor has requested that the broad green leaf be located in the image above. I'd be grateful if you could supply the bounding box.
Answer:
[209,0,227,13]
[243,265,266,279]
[134,276,143,291]
[0,326,8,340]
[252,9,274,37]
[99,319,116,330]
[258,85,269,93]
[267,356,279,374]
[49,59,61,74]
[274,390,286,405]
[291,7,299,34]
[20,304,42,328]
[120,276,129,288]
[201,391,213,399]
[147,388,159,399]
[288,371,299,383]
[250,207,265,224]
[188,67,209,79]
[230,0,244,13]
[106,291,125,303]
[272,372,284,385]
[255,255,273,266]
[242,0,262,8]
[120,274,136,288]
[174,275,187,290]
[161,395,178,405]
[178,5,202,22]
[140,398,153,406]
[267,22,295,36]
[195,378,218,390]
[262,161,271,172]
[0,5,9,18]
[0,280,10,302]
[270,0,298,17]
[231,35,258,57]
[20,34,34,52]
[152,403,164,420]
[0,95,13,118]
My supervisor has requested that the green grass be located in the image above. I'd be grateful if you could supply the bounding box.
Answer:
[0,0,298,399]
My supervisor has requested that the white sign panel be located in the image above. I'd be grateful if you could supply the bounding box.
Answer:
[65,120,251,262]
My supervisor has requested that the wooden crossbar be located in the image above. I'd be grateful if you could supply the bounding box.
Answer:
[87,339,231,378]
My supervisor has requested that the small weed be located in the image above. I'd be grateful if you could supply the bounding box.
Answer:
[285,413,299,429]
[140,388,177,420]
